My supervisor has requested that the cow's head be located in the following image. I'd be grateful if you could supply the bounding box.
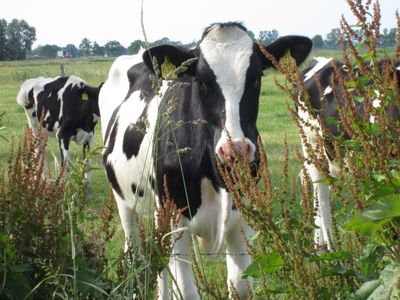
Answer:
[143,22,312,163]
[83,83,103,121]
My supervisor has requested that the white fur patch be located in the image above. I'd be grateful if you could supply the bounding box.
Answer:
[73,129,92,145]
[191,178,231,254]
[199,26,254,158]
[323,86,332,96]
[103,81,168,212]
[304,57,332,82]
[99,52,145,140]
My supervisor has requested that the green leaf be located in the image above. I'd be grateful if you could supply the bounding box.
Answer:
[343,139,362,152]
[346,81,357,88]
[346,195,400,238]
[362,51,374,61]
[308,251,352,262]
[371,173,386,183]
[345,213,389,237]
[353,263,400,300]
[327,116,339,126]
[362,195,400,221]
[360,243,384,278]
[364,123,382,137]
[353,279,381,299]
[354,95,364,103]
[161,56,177,80]
[242,252,283,278]
[10,264,30,273]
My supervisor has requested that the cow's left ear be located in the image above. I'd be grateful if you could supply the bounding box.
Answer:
[143,45,197,77]
[84,85,101,100]
[261,36,312,69]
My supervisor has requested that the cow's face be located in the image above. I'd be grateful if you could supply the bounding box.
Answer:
[84,84,102,121]
[196,24,264,163]
[143,22,312,163]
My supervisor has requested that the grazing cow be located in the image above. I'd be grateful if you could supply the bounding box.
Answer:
[17,76,102,187]
[299,57,400,251]
[100,22,312,299]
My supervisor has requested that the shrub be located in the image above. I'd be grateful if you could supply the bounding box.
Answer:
[218,0,400,298]
[0,127,116,299]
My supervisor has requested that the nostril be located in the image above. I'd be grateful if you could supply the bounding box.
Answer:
[217,146,226,160]
[217,141,254,163]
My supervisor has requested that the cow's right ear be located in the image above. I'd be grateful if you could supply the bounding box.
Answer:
[84,85,101,100]
[143,45,197,77]
[260,36,312,69]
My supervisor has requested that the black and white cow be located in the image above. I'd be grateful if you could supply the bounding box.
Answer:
[100,22,311,299]
[17,76,102,184]
[299,57,400,251]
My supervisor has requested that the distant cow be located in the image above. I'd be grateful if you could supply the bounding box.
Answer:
[299,57,400,251]
[17,76,102,186]
[100,22,311,299]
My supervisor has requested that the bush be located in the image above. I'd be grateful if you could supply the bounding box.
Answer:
[0,127,116,299]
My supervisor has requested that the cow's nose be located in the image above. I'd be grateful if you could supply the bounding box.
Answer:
[217,139,252,163]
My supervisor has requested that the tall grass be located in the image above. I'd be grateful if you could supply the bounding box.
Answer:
[217,0,400,298]
[0,2,399,295]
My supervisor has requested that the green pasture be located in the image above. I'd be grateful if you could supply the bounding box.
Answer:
[0,48,340,241]
[0,50,340,295]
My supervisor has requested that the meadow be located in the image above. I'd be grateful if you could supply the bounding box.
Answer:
[0,44,398,299]
[0,49,341,199]
[0,52,316,298]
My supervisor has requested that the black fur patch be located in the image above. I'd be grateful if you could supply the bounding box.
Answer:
[123,105,149,159]
[26,88,35,109]
[149,176,156,191]
[105,162,123,198]
[131,183,144,197]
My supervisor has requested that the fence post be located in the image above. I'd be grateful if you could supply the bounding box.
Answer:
[60,64,65,77]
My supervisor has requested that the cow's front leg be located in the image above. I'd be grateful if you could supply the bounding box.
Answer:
[58,130,72,171]
[306,163,333,251]
[114,190,135,252]
[225,210,253,299]
[169,217,200,300]
[82,132,95,194]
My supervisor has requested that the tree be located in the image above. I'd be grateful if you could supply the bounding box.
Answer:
[325,28,340,49]
[4,18,36,60]
[312,34,324,49]
[92,42,104,56]
[104,40,125,57]
[0,19,6,60]
[19,20,36,53]
[258,30,279,45]
[79,38,92,56]
[36,44,60,58]
[65,44,78,57]
[127,40,143,55]
[387,28,397,47]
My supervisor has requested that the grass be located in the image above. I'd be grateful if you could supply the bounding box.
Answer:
[0,49,339,297]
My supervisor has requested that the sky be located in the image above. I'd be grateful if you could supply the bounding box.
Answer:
[2,0,399,48]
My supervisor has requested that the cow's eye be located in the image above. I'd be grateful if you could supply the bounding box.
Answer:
[197,80,208,92]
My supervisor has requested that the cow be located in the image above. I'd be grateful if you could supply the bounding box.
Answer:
[99,22,312,299]
[298,57,400,251]
[17,75,102,190]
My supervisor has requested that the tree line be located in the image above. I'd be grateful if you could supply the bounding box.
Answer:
[0,18,36,60]
[0,18,398,61]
